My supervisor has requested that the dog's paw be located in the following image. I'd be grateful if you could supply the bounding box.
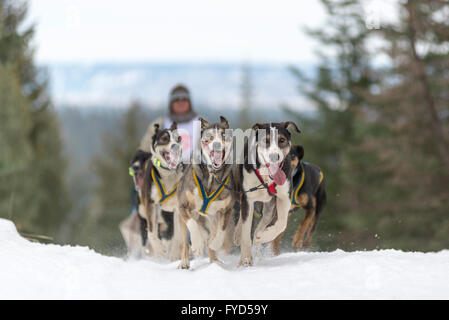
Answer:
[237,256,253,267]
[208,236,224,252]
[254,228,278,245]
[191,243,204,258]
[209,256,224,264]
[253,231,270,245]
[178,260,190,270]
[292,235,304,251]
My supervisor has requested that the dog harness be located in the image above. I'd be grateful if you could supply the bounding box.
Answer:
[193,169,230,215]
[253,161,284,196]
[290,163,324,207]
[254,168,277,195]
[151,167,179,204]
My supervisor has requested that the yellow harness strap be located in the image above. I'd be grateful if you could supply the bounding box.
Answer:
[193,169,230,215]
[151,167,179,204]
[291,164,324,207]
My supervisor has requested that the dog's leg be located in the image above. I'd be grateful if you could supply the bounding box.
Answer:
[253,198,275,236]
[207,247,221,263]
[254,196,290,245]
[234,217,242,246]
[145,203,165,258]
[292,207,315,251]
[209,206,232,252]
[222,210,235,254]
[303,215,316,249]
[271,231,284,256]
[168,209,183,261]
[238,194,254,267]
[270,210,293,255]
[185,216,205,258]
[303,187,326,250]
[178,207,191,269]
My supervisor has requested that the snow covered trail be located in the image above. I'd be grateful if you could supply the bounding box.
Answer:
[0,218,448,299]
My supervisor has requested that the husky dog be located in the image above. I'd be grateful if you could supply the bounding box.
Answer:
[235,122,300,266]
[120,150,151,258]
[270,145,327,254]
[140,122,184,260]
[177,116,236,269]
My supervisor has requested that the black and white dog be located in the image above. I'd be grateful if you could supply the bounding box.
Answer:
[235,122,300,266]
[140,122,184,260]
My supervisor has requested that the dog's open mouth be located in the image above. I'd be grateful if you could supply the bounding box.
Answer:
[210,148,225,169]
[266,161,286,186]
[161,150,179,169]
[136,173,144,191]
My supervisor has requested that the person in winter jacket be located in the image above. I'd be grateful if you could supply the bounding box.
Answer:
[139,84,199,161]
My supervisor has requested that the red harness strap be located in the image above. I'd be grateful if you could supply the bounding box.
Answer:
[254,168,277,195]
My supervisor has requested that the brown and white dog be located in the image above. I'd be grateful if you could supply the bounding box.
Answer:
[270,145,327,254]
[177,116,236,269]
[140,122,184,260]
[235,122,300,266]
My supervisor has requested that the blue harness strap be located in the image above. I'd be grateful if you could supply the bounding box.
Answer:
[193,169,230,215]
[151,168,179,204]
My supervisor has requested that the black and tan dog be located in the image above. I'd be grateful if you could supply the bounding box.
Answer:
[140,122,184,260]
[270,145,327,254]
[177,116,236,269]
[120,150,151,258]
[235,122,300,266]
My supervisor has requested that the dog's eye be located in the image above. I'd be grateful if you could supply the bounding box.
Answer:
[279,138,286,144]
[202,133,213,142]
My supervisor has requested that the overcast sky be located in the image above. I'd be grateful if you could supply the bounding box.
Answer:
[27,0,330,64]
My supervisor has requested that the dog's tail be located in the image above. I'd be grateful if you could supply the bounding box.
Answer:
[311,180,326,232]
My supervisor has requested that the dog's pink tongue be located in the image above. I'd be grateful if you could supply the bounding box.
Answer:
[268,163,286,185]
[137,175,144,190]
[213,152,223,166]
[169,151,178,168]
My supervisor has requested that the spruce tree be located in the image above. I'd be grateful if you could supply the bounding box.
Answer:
[286,0,383,250]
[372,0,449,249]
[0,65,32,222]
[0,0,70,239]
[78,102,149,254]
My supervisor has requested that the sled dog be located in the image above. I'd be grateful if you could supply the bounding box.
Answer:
[177,116,236,269]
[270,145,327,254]
[140,122,184,260]
[235,122,300,266]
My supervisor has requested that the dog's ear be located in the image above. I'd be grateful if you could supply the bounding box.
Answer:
[252,123,263,131]
[199,117,210,129]
[282,121,301,133]
[220,116,229,129]
[292,145,304,160]
[154,123,160,133]
[170,122,178,131]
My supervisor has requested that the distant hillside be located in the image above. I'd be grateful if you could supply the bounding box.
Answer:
[44,62,313,111]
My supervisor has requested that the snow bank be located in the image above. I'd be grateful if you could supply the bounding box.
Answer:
[0,218,448,299]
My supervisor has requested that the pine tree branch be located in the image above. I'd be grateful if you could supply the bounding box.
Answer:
[406,0,449,172]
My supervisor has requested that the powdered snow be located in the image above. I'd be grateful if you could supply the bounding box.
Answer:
[0,218,448,299]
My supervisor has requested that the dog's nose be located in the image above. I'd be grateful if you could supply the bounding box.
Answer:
[171,144,181,152]
[269,153,280,162]
[213,142,222,151]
